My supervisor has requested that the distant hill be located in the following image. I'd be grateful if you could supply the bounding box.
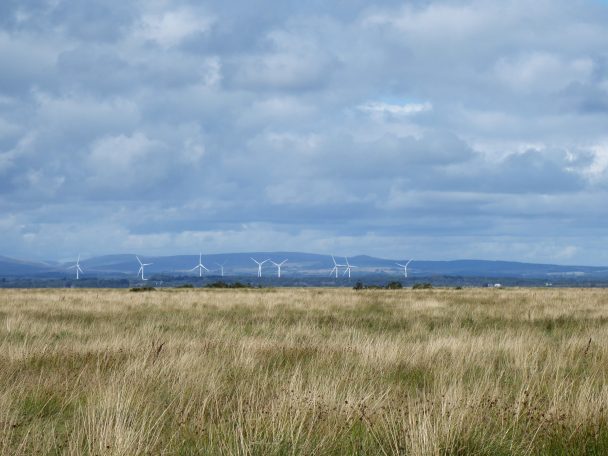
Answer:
[0,256,59,276]
[0,252,606,280]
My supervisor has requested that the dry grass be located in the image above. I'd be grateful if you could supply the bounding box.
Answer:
[1,287,608,455]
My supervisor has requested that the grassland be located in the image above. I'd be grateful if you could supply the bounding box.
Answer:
[0,287,607,455]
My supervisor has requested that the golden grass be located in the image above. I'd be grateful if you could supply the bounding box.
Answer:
[0,287,607,455]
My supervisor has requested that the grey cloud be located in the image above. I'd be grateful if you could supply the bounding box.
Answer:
[223,29,339,92]
[483,150,586,193]
[1,0,608,265]
[57,49,137,95]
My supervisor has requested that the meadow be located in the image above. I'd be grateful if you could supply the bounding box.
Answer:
[0,287,607,455]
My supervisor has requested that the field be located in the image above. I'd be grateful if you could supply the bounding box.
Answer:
[1,288,608,455]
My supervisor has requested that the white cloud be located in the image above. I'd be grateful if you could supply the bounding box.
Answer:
[86,132,169,190]
[358,101,432,116]
[135,7,214,48]
[239,97,315,126]
[33,92,140,135]
[230,29,336,90]
[586,143,608,181]
[494,53,594,92]
[363,3,490,38]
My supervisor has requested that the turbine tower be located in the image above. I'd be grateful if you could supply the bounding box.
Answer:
[343,257,357,278]
[215,262,226,277]
[396,259,413,278]
[190,252,209,277]
[136,256,153,281]
[329,255,345,278]
[68,254,83,280]
[251,258,269,277]
[270,260,287,278]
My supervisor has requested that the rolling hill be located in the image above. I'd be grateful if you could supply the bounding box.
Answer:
[0,253,606,280]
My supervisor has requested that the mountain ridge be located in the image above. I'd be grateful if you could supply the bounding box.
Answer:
[0,253,606,279]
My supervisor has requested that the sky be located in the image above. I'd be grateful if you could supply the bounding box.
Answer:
[1,0,608,265]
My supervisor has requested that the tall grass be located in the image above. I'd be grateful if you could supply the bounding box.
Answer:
[0,287,607,454]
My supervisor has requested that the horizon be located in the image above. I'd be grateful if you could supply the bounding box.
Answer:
[3,250,608,269]
[1,1,607,265]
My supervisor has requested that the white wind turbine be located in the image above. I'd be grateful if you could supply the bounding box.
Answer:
[396,259,413,278]
[329,255,345,278]
[251,258,269,277]
[136,256,153,281]
[68,254,83,280]
[215,261,226,277]
[190,252,209,277]
[343,257,357,278]
[270,260,287,278]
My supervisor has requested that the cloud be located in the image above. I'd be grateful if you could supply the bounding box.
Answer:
[86,133,164,187]
[84,128,206,196]
[1,0,608,265]
[587,143,608,182]
[225,28,338,91]
[494,53,594,93]
[0,30,59,94]
[363,2,491,39]
[135,7,214,49]
[358,101,432,116]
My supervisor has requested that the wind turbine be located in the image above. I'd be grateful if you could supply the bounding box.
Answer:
[190,252,209,277]
[270,260,287,278]
[215,261,226,277]
[68,254,83,280]
[251,258,269,278]
[136,256,153,281]
[343,257,357,278]
[396,259,413,278]
[329,255,345,278]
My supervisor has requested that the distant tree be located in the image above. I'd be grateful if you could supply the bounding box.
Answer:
[206,281,253,289]
[129,287,156,292]
[386,281,403,289]
[353,281,364,290]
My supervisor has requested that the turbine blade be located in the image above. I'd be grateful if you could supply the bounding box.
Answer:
[136,256,142,265]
